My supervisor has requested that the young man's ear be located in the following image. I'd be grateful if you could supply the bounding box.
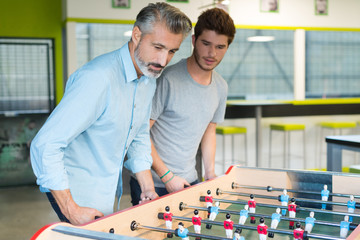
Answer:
[132,26,142,46]
[192,34,196,46]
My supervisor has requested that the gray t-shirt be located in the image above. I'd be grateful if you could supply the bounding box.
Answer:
[151,58,228,187]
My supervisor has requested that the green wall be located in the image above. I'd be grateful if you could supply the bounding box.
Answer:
[0,0,64,104]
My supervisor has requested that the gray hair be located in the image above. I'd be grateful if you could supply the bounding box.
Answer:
[134,2,192,39]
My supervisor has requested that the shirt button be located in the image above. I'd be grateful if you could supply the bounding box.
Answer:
[134,104,136,108]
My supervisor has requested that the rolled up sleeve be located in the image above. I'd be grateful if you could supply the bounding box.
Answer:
[30,69,108,191]
[124,117,153,173]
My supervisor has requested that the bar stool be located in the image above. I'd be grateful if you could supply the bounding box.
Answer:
[318,121,357,169]
[349,165,360,174]
[269,123,306,169]
[216,126,247,172]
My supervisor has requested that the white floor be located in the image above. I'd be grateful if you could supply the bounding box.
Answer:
[0,175,133,240]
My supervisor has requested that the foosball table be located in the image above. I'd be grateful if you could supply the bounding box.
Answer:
[31,166,360,239]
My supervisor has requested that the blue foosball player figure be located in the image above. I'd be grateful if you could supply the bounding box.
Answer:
[280,189,289,216]
[347,195,356,222]
[321,185,330,210]
[233,228,245,240]
[239,205,249,225]
[340,215,350,238]
[305,211,316,233]
[268,207,281,238]
[176,222,189,240]
[206,201,220,229]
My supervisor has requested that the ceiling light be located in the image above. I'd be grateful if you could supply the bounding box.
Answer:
[124,30,132,37]
[247,36,275,42]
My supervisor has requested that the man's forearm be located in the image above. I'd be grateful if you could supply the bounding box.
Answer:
[50,189,79,220]
[201,123,217,179]
[150,119,173,183]
[135,169,156,193]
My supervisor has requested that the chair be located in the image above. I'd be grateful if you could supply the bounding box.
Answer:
[269,123,306,169]
[216,126,247,172]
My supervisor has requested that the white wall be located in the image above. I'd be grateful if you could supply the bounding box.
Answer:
[62,0,360,174]
[63,0,210,22]
[230,0,360,28]
[64,0,360,28]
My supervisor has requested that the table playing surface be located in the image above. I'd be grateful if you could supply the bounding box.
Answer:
[164,204,350,239]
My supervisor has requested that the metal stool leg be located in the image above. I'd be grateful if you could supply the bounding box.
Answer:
[288,131,291,168]
[269,129,272,168]
[303,130,306,169]
[319,127,324,169]
[244,133,248,166]
[231,135,235,165]
[284,131,287,168]
[222,135,225,172]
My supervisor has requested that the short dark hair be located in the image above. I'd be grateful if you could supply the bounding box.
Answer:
[194,8,236,45]
[134,2,192,39]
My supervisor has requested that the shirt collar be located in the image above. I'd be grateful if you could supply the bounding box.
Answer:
[120,42,152,84]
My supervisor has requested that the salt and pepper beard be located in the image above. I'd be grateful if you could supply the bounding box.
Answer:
[134,39,164,79]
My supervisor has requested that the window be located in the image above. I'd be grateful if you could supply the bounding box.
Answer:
[76,23,192,68]
[217,29,294,100]
[75,23,360,100]
[0,38,55,115]
[306,31,360,98]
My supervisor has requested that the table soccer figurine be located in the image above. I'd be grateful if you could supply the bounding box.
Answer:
[280,189,289,216]
[233,228,245,240]
[176,222,189,240]
[268,207,281,238]
[206,201,220,229]
[205,190,213,208]
[321,185,330,210]
[224,213,234,239]
[248,194,257,224]
[305,211,316,233]
[257,217,268,240]
[288,198,297,229]
[293,222,304,240]
[192,209,202,239]
[239,204,249,225]
[205,190,213,218]
[340,215,350,238]
[164,206,173,238]
[347,195,356,222]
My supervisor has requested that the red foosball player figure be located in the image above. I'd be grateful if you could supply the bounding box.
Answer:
[192,209,202,240]
[293,222,305,240]
[205,190,213,218]
[224,213,234,239]
[288,198,297,229]
[205,190,213,208]
[164,206,173,238]
[257,217,268,240]
[248,194,257,224]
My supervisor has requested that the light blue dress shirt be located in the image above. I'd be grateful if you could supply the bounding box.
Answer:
[30,42,156,215]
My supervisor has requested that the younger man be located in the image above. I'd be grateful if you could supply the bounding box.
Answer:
[130,8,236,204]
